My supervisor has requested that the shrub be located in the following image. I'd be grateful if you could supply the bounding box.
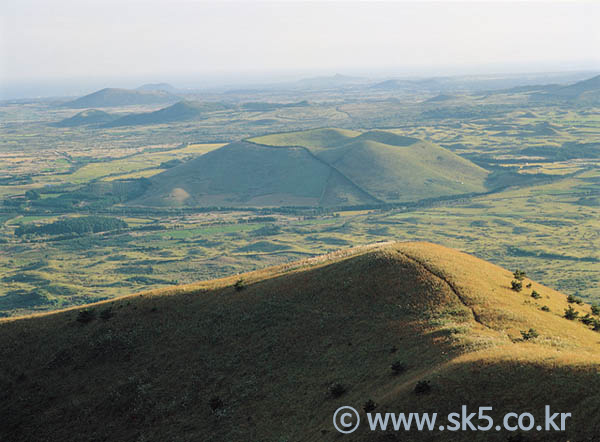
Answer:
[209,396,224,412]
[564,305,579,320]
[526,283,532,288]
[513,269,526,281]
[567,295,583,305]
[511,280,523,292]
[593,320,600,332]
[234,278,245,291]
[329,383,346,398]
[391,360,406,375]
[580,314,595,326]
[520,328,539,340]
[531,290,541,300]
[99,307,113,320]
[363,399,377,413]
[76,309,96,324]
[540,306,550,312]
[591,305,600,316]
[414,380,431,395]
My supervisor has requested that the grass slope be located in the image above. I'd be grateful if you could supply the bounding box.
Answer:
[133,141,363,207]
[104,100,232,127]
[250,127,361,149]
[53,109,117,127]
[61,88,179,108]
[1,242,600,441]
[138,128,487,208]
[252,128,489,202]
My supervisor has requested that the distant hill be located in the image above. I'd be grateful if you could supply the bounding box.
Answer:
[136,83,178,93]
[425,93,455,103]
[53,109,117,127]
[2,242,600,441]
[61,87,179,108]
[103,100,231,127]
[132,128,488,207]
[496,74,600,104]
[543,74,600,103]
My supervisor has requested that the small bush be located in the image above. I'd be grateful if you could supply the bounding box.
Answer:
[564,305,579,320]
[531,290,541,300]
[567,294,583,305]
[520,328,539,340]
[580,314,595,326]
[511,280,523,292]
[591,305,600,316]
[329,383,347,398]
[414,380,431,395]
[391,360,406,375]
[76,309,96,324]
[99,307,113,320]
[526,283,532,288]
[513,269,526,281]
[363,399,377,413]
[209,396,224,412]
[540,306,550,312]
[234,278,245,291]
[592,320,600,332]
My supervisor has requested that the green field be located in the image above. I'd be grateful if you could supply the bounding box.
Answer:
[1,79,599,315]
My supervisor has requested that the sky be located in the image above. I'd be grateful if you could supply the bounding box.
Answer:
[1,0,599,96]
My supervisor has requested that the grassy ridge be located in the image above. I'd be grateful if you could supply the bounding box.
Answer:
[1,242,599,441]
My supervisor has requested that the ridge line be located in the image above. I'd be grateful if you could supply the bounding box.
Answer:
[395,250,490,329]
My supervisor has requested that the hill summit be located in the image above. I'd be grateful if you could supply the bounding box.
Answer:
[103,100,231,127]
[132,128,488,207]
[1,242,599,441]
[61,87,179,108]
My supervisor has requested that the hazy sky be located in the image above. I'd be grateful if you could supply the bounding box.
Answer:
[1,0,599,88]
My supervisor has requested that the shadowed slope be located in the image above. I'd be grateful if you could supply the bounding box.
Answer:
[132,141,376,207]
[1,242,600,441]
[61,88,179,108]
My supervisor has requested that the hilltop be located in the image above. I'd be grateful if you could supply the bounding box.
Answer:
[132,128,488,207]
[61,87,179,108]
[2,242,600,441]
[103,100,231,127]
[53,109,117,127]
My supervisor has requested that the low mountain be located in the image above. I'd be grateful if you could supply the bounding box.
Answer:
[103,100,231,127]
[424,93,455,103]
[2,242,599,441]
[496,74,600,104]
[132,128,487,207]
[61,87,179,108]
[53,109,117,127]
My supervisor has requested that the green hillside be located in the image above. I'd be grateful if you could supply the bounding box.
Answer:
[104,100,231,127]
[251,128,489,202]
[251,127,361,149]
[61,87,179,108]
[133,128,488,207]
[53,109,117,127]
[132,141,376,207]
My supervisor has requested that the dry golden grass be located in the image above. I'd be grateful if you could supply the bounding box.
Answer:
[1,242,599,441]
